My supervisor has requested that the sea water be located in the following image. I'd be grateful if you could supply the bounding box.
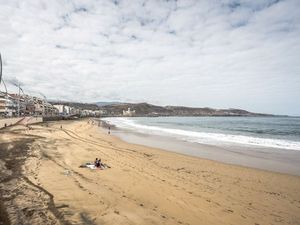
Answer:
[102,116,300,151]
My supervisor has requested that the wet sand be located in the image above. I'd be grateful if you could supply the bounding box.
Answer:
[0,119,300,225]
[112,128,300,176]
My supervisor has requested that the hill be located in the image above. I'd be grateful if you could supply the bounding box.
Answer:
[49,101,273,117]
[99,103,272,117]
[95,101,124,107]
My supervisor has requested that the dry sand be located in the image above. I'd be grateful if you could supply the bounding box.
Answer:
[0,119,300,225]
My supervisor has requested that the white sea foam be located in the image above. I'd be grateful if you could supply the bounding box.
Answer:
[102,117,300,151]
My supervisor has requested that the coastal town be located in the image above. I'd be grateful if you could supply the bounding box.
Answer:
[0,91,102,118]
[0,88,271,121]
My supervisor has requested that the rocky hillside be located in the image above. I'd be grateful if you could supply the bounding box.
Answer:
[48,101,272,117]
[99,103,171,116]
[99,103,272,117]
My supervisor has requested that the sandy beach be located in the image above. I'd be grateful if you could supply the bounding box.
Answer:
[1,119,300,225]
[113,128,300,176]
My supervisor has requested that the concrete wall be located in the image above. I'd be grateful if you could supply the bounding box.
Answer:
[43,116,63,122]
[0,116,43,129]
[0,117,23,129]
[20,116,43,125]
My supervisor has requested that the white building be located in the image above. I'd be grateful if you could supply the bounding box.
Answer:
[64,105,72,114]
[81,109,95,117]
[123,108,135,116]
[53,104,64,114]
[54,104,81,115]
[0,93,16,117]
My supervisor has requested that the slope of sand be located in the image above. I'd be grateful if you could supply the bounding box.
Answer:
[0,119,300,225]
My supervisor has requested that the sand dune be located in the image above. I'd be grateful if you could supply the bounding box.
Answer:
[0,119,300,225]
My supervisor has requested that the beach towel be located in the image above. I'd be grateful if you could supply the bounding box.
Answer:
[79,162,110,170]
[86,164,97,169]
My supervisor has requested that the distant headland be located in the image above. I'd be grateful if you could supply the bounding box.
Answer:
[49,101,278,117]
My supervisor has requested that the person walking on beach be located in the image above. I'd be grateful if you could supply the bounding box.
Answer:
[108,126,111,135]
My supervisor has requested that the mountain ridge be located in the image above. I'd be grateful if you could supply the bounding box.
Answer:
[98,102,275,117]
[48,101,278,117]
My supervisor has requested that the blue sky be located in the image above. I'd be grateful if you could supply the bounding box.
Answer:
[0,0,299,115]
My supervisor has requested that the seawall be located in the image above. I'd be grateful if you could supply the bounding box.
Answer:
[0,116,43,129]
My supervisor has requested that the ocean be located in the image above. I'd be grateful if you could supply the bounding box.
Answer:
[102,116,300,151]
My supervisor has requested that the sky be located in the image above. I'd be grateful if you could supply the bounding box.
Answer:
[0,0,299,115]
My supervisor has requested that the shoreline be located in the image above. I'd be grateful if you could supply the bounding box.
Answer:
[101,123,300,176]
[1,119,300,225]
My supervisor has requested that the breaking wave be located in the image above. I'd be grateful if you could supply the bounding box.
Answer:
[102,117,300,151]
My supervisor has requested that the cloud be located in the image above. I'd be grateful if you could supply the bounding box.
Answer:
[0,0,299,115]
